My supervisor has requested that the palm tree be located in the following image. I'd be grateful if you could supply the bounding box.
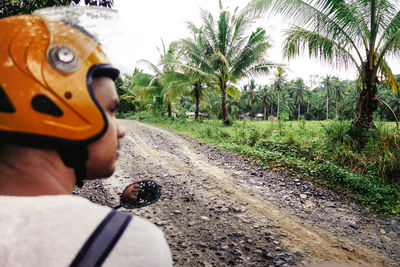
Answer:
[197,3,277,125]
[246,0,400,144]
[272,67,286,119]
[242,79,261,117]
[335,81,345,119]
[170,28,213,120]
[259,84,276,119]
[304,87,311,114]
[322,75,334,120]
[292,78,306,120]
[137,41,190,117]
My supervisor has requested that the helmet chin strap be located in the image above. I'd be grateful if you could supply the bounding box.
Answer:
[58,146,88,187]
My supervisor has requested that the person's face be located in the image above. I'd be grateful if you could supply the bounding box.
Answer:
[85,77,125,179]
[122,183,140,201]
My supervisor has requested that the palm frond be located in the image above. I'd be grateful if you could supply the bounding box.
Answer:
[379,59,400,95]
[226,84,241,99]
[245,0,366,62]
[283,26,358,71]
[137,59,161,75]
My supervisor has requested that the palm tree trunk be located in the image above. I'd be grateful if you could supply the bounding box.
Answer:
[307,101,310,113]
[298,103,301,120]
[221,85,230,125]
[263,100,267,120]
[195,83,200,120]
[277,94,280,119]
[326,95,329,120]
[167,103,172,117]
[336,98,338,120]
[349,77,378,147]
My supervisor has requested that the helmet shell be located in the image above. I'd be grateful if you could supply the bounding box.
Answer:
[0,13,119,146]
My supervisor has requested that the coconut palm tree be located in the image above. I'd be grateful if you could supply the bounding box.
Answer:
[137,41,190,117]
[322,75,335,120]
[242,79,262,117]
[259,84,276,119]
[168,28,214,120]
[245,0,400,144]
[334,80,345,119]
[196,3,278,125]
[272,67,287,119]
[304,87,311,114]
[292,78,306,120]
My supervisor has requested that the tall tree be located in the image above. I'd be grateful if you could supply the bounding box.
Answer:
[175,28,213,120]
[322,75,334,120]
[197,2,277,125]
[259,84,276,119]
[335,81,344,119]
[246,0,400,144]
[137,41,189,117]
[272,68,287,119]
[292,78,306,120]
[242,79,261,117]
[305,87,311,114]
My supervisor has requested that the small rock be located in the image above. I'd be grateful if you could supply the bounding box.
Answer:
[200,216,210,221]
[229,232,244,237]
[342,245,354,252]
[275,247,282,251]
[300,194,307,199]
[273,241,280,245]
[261,252,274,260]
[209,245,219,250]
[349,223,358,230]
[220,207,230,212]
[173,210,182,215]
[155,221,168,226]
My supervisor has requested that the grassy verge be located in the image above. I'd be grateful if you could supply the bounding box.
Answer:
[119,111,400,214]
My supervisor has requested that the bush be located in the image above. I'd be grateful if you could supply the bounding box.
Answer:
[247,128,260,147]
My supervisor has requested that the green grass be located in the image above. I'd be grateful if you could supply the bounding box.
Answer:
[121,111,400,215]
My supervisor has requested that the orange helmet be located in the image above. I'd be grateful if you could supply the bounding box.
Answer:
[0,7,120,186]
[0,6,119,146]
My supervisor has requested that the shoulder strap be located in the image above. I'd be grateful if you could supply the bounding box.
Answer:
[69,210,132,267]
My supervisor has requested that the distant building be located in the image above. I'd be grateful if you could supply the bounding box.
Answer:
[186,112,208,119]
[238,113,251,120]
[255,113,264,121]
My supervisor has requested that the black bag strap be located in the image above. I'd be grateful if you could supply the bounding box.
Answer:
[69,210,132,267]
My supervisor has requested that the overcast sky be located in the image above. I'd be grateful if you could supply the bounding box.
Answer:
[106,0,400,87]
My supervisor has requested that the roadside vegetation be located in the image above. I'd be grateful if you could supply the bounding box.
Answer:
[119,113,400,215]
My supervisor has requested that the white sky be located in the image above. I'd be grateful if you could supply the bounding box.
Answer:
[106,0,400,87]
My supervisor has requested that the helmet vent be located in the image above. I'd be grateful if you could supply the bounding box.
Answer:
[0,85,16,113]
[31,94,63,117]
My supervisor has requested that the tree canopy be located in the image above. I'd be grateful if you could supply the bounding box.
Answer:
[1,0,113,18]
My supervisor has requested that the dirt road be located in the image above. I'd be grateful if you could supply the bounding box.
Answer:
[77,119,400,266]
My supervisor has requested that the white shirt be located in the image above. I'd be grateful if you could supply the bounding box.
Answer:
[0,195,172,267]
